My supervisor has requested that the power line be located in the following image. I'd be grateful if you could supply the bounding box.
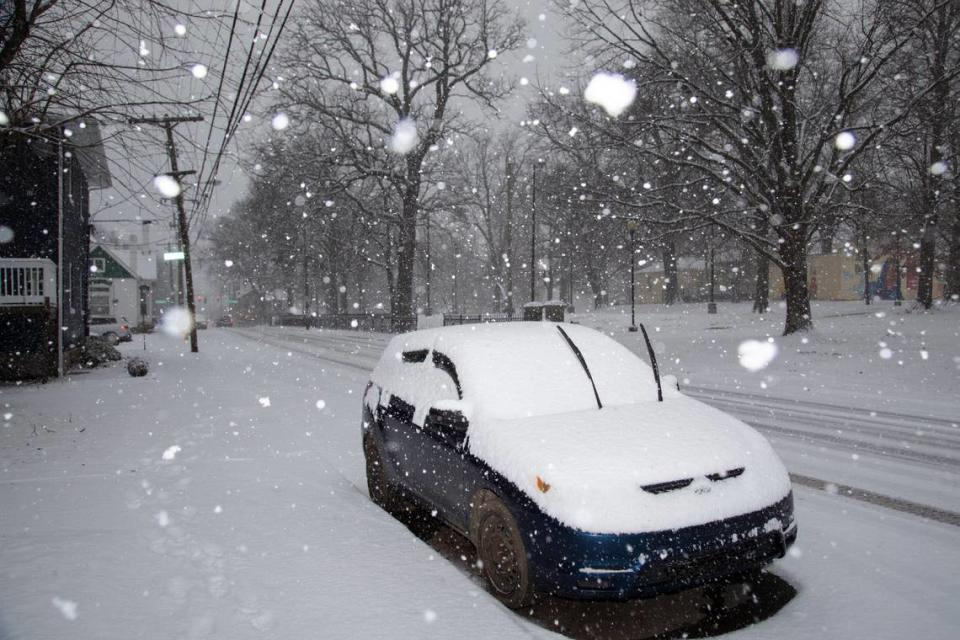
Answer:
[193,1,296,233]
[193,1,242,209]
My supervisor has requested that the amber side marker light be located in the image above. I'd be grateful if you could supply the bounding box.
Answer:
[536,476,551,493]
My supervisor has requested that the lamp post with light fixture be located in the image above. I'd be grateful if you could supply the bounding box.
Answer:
[627,219,639,332]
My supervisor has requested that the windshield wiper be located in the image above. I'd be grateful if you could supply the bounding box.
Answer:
[638,323,663,402]
[556,325,603,410]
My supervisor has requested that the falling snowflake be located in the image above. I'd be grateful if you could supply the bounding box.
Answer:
[380,74,400,95]
[51,597,78,620]
[162,445,182,461]
[766,49,799,71]
[160,307,193,337]
[388,119,418,154]
[153,175,181,198]
[584,72,637,117]
[737,340,778,372]
[835,131,856,150]
[271,113,290,131]
[191,64,208,79]
[258,397,271,407]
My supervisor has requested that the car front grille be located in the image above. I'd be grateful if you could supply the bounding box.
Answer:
[641,467,745,494]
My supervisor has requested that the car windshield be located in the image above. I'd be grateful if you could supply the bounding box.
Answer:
[432,324,659,421]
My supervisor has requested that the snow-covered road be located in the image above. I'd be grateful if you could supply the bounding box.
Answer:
[1,328,958,639]
[233,324,960,516]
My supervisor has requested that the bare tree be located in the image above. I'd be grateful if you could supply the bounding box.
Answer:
[277,0,524,329]
[552,0,942,334]
[881,0,960,306]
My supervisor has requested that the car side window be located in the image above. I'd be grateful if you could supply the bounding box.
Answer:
[385,395,415,424]
[431,351,462,399]
[401,349,429,363]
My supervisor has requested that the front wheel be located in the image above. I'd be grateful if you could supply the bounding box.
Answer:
[475,496,535,609]
[103,332,119,345]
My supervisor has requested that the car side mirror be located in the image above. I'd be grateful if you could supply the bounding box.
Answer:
[425,406,469,449]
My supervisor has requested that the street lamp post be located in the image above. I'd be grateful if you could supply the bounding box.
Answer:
[425,212,432,316]
[894,230,903,307]
[530,159,543,302]
[627,220,639,332]
[707,227,718,314]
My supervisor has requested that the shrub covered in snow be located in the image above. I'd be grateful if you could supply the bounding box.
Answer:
[66,336,122,370]
[127,357,149,377]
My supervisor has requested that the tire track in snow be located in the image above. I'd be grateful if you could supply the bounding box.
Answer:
[229,328,960,528]
[790,473,960,527]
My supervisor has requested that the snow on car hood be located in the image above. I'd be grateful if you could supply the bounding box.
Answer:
[466,395,791,534]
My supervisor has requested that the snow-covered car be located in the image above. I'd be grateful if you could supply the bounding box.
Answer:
[215,315,234,327]
[362,322,796,608]
[89,316,132,344]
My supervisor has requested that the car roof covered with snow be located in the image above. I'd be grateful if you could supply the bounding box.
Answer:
[370,322,660,423]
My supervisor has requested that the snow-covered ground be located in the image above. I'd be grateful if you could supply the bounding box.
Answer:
[1,303,958,639]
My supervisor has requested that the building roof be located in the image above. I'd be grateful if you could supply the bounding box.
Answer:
[27,118,112,190]
[90,244,136,279]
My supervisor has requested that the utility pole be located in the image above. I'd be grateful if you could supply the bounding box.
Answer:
[131,115,204,352]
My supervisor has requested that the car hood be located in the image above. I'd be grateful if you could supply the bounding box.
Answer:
[466,395,792,534]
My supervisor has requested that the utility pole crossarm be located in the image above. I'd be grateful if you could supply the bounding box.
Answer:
[129,115,205,125]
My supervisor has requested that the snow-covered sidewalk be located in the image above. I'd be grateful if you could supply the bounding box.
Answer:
[1,328,958,639]
[0,332,549,639]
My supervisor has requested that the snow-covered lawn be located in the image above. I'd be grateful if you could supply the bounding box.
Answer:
[573,300,959,421]
[1,315,958,639]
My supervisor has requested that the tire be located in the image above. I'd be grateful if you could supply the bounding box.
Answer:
[104,332,119,346]
[475,495,535,609]
[363,434,395,511]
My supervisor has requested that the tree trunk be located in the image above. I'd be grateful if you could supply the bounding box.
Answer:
[661,239,678,305]
[948,131,960,301]
[779,227,812,334]
[917,223,937,309]
[393,177,420,332]
[753,249,770,313]
[946,196,960,301]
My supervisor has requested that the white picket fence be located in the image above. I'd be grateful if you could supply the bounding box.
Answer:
[0,258,57,306]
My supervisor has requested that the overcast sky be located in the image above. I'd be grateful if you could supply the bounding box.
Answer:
[90,0,575,298]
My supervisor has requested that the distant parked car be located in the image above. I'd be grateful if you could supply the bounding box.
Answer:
[195,316,208,330]
[215,315,234,327]
[89,316,132,344]
[362,323,796,608]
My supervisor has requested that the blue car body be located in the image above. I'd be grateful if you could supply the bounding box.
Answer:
[362,395,796,600]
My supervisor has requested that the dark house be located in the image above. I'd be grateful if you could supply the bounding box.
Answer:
[0,123,111,379]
